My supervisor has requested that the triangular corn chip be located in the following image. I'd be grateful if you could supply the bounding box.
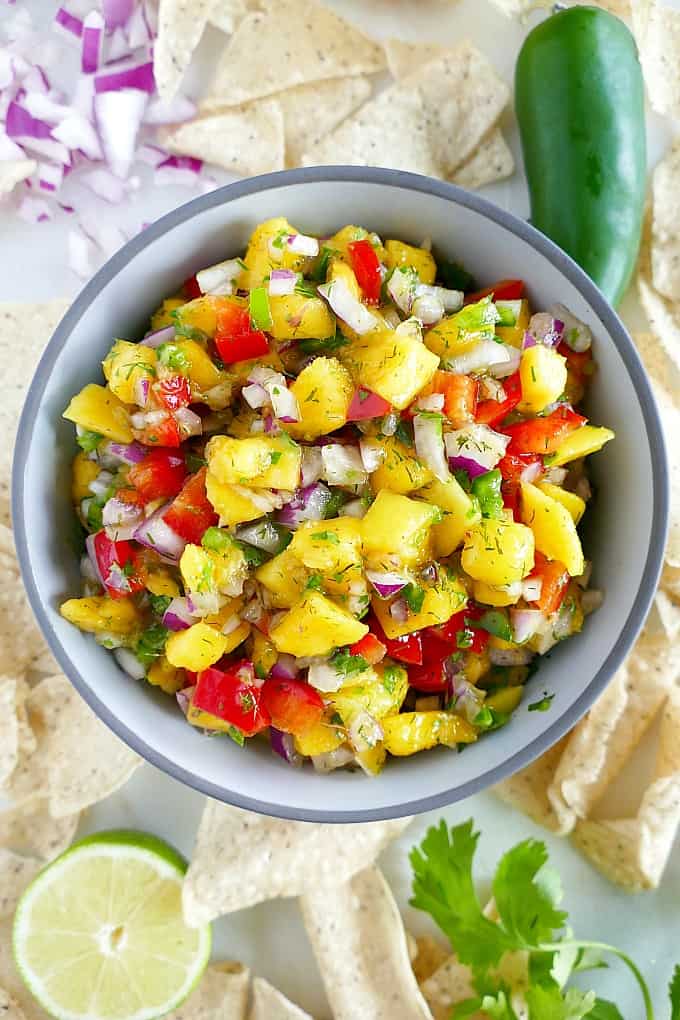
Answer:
[410,934,450,985]
[209,0,250,35]
[158,101,284,176]
[154,0,218,101]
[272,77,371,167]
[0,526,56,675]
[301,866,431,1020]
[0,677,18,787]
[0,799,79,862]
[493,735,571,833]
[165,962,250,1020]
[648,141,680,301]
[0,848,41,919]
[0,988,27,1020]
[248,978,312,1020]
[202,0,385,111]
[633,0,680,119]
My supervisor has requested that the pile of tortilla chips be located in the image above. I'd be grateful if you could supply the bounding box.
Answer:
[153,0,514,189]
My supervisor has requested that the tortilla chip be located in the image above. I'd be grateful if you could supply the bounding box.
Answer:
[158,101,284,176]
[248,977,312,1020]
[0,918,56,1018]
[633,0,680,119]
[301,866,431,1020]
[548,625,680,827]
[271,77,371,168]
[302,43,509,180]
[410,934,451,985]
[182,800,411,925]
[202,0,385,111]
[5,674,141,816]
[661,562,680,602]
[0,799,79,861]
[0,988,27,1019]
[647,587,680,640]
[0,849,41,919]
[209,0,250,35]
[0,526,55,676]
[493,735,571,833]
[154,0,218,101]
[0,301,69,528]
[383,38,448,79]
[452,129,515,190]
[572,687,680,889]
[0,160,35,198]
[165,962,250,1020]
[0,677,18,787]
[489,0,629,15]
[649,141,680,300]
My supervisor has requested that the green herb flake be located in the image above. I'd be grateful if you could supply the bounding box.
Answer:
[306,573,323,591]
[330,648,368,679]
[201,527,233,553]
[311,530,340,544]
[76,429,103,453]
[227,725,246,747]
[157,341,191,373]
[402,583,425,614]
[135,624,169,669]
[148,594,172,618]
[528,692,555,713]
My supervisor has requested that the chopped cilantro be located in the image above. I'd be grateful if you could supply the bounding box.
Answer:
[86,499,104,532]
[235,541,268,568]
[402,583,425,614]
[76,429,103,453]
[322,489,347,519]
[306,573,323,591]
[310,245,339,282]
[473,705,509,731]
[475,609,512,642]
[394,418,414,447]
[295,277,317,298]
[330,647,368,679]
[201,527,232,553]
[528,692,555,712]
[227,725,245,747]
[269,451,283,465]
[149,594,172,618]
[299,332,349,355]
[456,628,474,650]
[135,624,169,669]
[185,451,207,472]
[311,530,340,544]
[157,341,191,373]
[382,663,403,693]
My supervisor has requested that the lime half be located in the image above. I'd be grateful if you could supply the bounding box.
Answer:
[13,830,211,1020]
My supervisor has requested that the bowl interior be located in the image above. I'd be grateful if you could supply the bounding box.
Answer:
[15,169,666,821]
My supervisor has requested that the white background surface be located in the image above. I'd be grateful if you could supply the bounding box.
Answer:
[2,1,679,1016]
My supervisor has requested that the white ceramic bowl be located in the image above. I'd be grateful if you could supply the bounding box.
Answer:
[13,167,668,821]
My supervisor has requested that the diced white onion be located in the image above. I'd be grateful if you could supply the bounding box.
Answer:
[510,608,545,643]
[348,710,383,753]
[318,278,378,335]
[268,269,296,296]
[359,437,385,473]
[321,444,368,486]
[300,446,324,486]
[113,647,146,680]
[414,413,449,482]
[414,393,444,412]
[445,339,518,378]
[445,424,510,470]
[242,382,268,409]
[312,747,355,773]
[343,498,367,519]
[415,283,463,313]
[521,578,543,603]
[395,316,423,341]
[387,267,417,313]
[550,303,592,352]
[196,259,241,296]
[412,292,445,325]
[307,657,343,693]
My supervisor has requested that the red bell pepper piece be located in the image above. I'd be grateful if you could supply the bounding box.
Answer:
[407,632,455,692]
[503,406,587,455]
[155,374,191,412]
[432,605,490,655]
[193,660,271,736]
[430,371,478,426]
[347,239,382,305]
[557,341,593,382]
[128,449,187,503]
[497,452,543,520]
[92,531,145,599]
[183,274,202,300]
[133,413,182,448]
[347,388,391,421]
[261,677,325,735]
[367,613,423,665]
[163,467,218,545]
[349,632,387,665]
[529,552,570,615]
[464,279,525,304]
[475,371,522,427]
[214,300,270,365]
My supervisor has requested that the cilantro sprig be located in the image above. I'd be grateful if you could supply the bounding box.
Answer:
[410,820,666,1019]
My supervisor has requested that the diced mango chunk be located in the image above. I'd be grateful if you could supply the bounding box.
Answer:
[419,476,481,556]
[341,328,439,409]
[381,711,477,755]
[462,519,535,586]
[289,517,362,577]
[362,490,440,567]
[520,482,584,577]
[287,357,354,441]
[371,570,467,638]
[165,622,228,671]
[147,656,184,694]
[206,435,301,490]
[255,548,309,609]
[370,437,432,495]
[519,345,568,414]
[547,425,615,467]
[269,293,335,341]
[270,590,368,657]
[71,452,100,503]
[63,384,133,443]
[294,716,344,756]
[60,596,141,635]
[536,481,586,524]
[384,239,436,284]
[102,339,157,404]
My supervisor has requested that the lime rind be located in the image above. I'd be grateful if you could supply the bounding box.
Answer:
[13,830,211,1020]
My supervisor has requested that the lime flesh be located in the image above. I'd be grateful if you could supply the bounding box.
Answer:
[13,830,211,1020]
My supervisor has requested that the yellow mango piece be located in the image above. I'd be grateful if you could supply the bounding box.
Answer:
[382,711,477,755]
[341,328,438,409]
[147,656,184,695]
[165,622,227,671]
[294,716,344,756]
[238,217,307,290]
[71,452,99,503]
[472,580,521,607]
[250,630,278,677]
[355,743,387,776]
[206,473,270,527]
[536,481,585,524]
[256,548,309,608]
[145,568,180,599]
[180,540,247,596]
[219,621,251,655]
[63,384,133,443]
[462,519,535,586]
[485,685,524,714]
[102,339,157,405]
[495,300,531,347]
[518,345,568,414]
[150,296,184,331]
[287,356,354,441]
[547,425,615,467]
[520,482,584,577]
[289,516,362,576]
[327,224,386,264]
[463,651,491,686]
[362,490,440,567]
[174,339,224,390]
[424,318,477,360]
[269,292,335,340]
[419,476,481,557]
[206,434,301,490]
[372,570,467,638]
[370,437,432,495]
[270,590,368,657]
[172,295,229,337]
[60,596,141,636]
[384,239,436,284]
[331,662,408,723]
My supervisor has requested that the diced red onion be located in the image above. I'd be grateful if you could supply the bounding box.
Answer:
[270,727,303,766]
[510,608,545,644]
[37,162,63,192]
[176,685,195,716]
[445,425,510,470]
[276,482,332,528]
[81,11,104,73]
[520,460,543,484]
[389,598,409,623]
[68,227,96,279]
[359,437,385,473]
[271,654,298,680]
[113,646,146,680]
[81,168,127,203]
[21,136,71,164]
[448,455,488,479]
[134,505,186,562]
[84,533,105,587]
[94,59,155,94]
[55,6,84,38]
[318,277,377,335]
[0,132,26,161]
[196,258,241,296]
[268,269,297,296]
[162,597,194,632]
[126,3,153,47]
[521,577,543,603]
[366,569,409,599]
[414,412,449,482]
[175,407,203,437]
[52,112,102,160]
[343,499,366,519]
[140,324,174,349]
[103,439,146,465]
[102,495,143,534]
[282,232,319,257]
[102,0,134,29]
[321,444,367,487]
[300,446,323,486]
[387,267,416,313]
[18,196,51,223]
[137,143,167,167]
[6,100,52,139]
[133,376,150,406]
[141,91,196,123]
[489,646,534,666]
[527,312,563,348]
[94,88,147,178]
[522,331,537,350]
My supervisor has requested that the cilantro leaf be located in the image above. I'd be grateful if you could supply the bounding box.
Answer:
[410,820,514,974]
[584,1002,625,1020]
[135,624,168,669]
[526,984,596,1020]
[478,990,517,1019]
[330,648,368,679]
[149,594,172,618]
[528,693,555,712]
[402,583,425,614]
[492,838,567,948]
[76,428,103,452]
[670,965,680,1020]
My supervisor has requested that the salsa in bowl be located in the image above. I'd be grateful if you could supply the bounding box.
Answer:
[59,215,613,776]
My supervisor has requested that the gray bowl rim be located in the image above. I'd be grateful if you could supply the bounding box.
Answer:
[13,165,669,822]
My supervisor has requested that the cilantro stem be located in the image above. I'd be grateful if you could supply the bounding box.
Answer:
[539,941,654,1020]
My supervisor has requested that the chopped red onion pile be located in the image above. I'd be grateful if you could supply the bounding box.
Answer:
[0,2,217,279]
